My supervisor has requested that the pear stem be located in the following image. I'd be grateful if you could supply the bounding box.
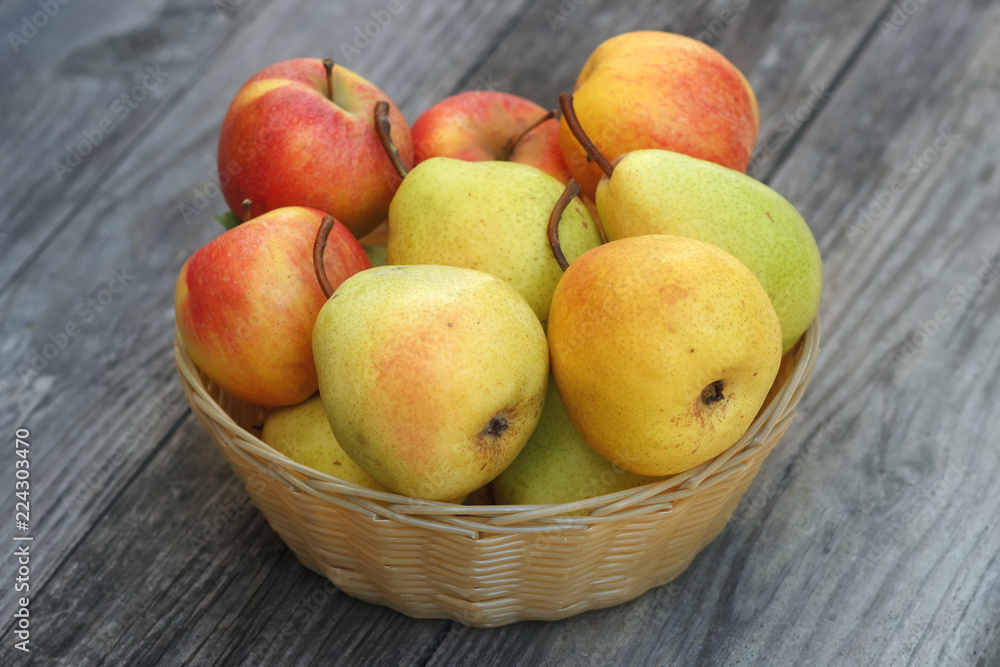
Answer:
[374,101,409,179]
[323,59,335,102]
[313,216,336,299]
[559,92,615,179]
[547,179,581,271]
[241,198,252,223]
[501,109,557,161]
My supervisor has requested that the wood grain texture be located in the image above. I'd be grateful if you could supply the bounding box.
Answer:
[0,0,534,655]
[0,0,274,291]
[0,0,998,664]
[446,0,890,180]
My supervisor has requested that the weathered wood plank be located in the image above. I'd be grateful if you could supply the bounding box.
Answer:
[0,416,448,666]
[0,0,274,292]
[2,0,998,665]
[752,0,1000,663]
[0,0,536,648]
[409,1,1000,665]
[441,0,890,181]
[0,0,904,664]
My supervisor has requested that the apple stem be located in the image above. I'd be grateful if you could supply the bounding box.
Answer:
[374,101,409,179]
[501,109,557,161]
[313,216,337,299]
[241,199,252,223]
[323,59,335,102]
[559,92,615,179]
[547,179,581,271]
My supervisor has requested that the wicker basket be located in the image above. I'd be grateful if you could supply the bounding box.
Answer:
[174,319,820,627]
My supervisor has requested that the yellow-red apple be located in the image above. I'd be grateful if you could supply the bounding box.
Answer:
[558,31,759,199]
[175,207,369,406]
[217,58,413,239]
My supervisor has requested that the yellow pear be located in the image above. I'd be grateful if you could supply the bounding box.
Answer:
[494,379,659,506]
[261,396,386,491]
[548,235,782,477]
[312,265,549,501]
[557,31,759,199]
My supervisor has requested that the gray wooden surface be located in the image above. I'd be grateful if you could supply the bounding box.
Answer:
[0,0,998,664]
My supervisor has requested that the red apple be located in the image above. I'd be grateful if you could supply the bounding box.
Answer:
[218,58,414,239]
[175,207,370,406]
[410,91,569,183]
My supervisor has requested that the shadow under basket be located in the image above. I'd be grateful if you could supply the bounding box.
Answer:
[174,319,820,627]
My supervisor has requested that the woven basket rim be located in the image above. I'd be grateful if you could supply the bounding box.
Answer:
[174,318,820,537]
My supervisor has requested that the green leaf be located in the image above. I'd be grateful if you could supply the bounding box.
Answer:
[215,211,242,230]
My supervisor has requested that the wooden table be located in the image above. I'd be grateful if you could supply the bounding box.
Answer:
[1,0,998,664]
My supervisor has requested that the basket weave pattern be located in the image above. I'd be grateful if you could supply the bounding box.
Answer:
[174,320,820,627]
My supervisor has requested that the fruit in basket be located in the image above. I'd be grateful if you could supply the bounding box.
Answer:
[174,207,369,406]
[494,379,659,506]
[558,31,758,198]
[312,264,549,501]
[363,243,387,267]
[372,102,601,325]
[560,97,822,354]
[595,149,821,354]
[262,396,386,491]
[386,159,601,324]
[217,58,413,238]
[411,91,568,182]
[547,235,781,477]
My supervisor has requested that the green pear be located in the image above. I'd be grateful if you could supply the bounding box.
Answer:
[386,159,602,325]
[363,244,387,267]
[494,379,659,506]
[312,264,549,501]
[596,149,822,354]
[261,396,386,491]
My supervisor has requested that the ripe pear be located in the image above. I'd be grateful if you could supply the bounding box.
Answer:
[386,159,602,325]
[493,379,659,506]
[596,149,822,353]
[548,235,782,477]
[312,264,549,501]
[262,396,386,491]
[558,31,759,199]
